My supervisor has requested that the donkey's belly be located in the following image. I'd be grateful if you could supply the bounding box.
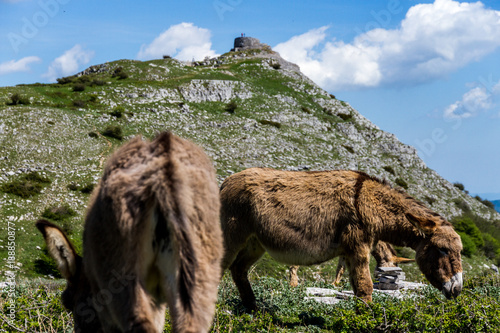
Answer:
[265,243,342,266]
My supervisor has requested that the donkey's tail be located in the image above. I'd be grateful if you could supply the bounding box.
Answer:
[153,132,197,314]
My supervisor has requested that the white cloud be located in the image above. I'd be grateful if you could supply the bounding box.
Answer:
[0,56,41,75]
[274,0,500,91]
[444,80,500,119]
[444,87,492,118]
[43,44,94,82]
[137,22,218,61]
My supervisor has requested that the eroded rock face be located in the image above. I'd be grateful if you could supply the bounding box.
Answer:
[178,80,252,103]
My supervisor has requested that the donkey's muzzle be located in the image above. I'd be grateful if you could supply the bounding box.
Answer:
[442,272,463,299]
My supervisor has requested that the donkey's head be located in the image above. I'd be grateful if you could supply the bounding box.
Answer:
[36,220,104,332]
[414,223,463,299]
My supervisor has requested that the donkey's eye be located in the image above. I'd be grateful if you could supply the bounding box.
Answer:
[438,248,449,256]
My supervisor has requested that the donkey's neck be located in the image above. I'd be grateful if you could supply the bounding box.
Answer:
[362,182,427,249]
[377,222,424,249]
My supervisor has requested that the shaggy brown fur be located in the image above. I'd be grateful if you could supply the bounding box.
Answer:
[288,241,414,287]
[36,132,223,333]
[220,168,462,310]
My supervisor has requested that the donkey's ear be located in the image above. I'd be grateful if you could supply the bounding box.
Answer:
[405,212,438,235]
[392,257,415,264]
[36,219,80,280]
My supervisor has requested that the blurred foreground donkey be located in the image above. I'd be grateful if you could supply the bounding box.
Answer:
[37,132,223,333]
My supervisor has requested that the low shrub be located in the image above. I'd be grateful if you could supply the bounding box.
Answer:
[225,101,238,113]
[270,62,281,70]
[72,99,85,108]
[88,94,98,103]
[474,195,495,209]
[112,66,124,75]
[80,183,95,194]
[0,172,51,198]
[117,71,128,80]
[458,232,477,256]
[101,125,123,140]
[92,79,106,86]
[34,251,64,278]
[88,131,99,138]
[72,83,85,92]
[482,233,500,261]
[342,145,354,154]
[41,204,77,222]
[112,66,129,79]
[259,119,282,129]
[383,165,396,175]
[46,91,67,99]
[75,75,91,85]
[452,212,500,264]
[301,106,313,114]
[110,105,125,118]
[453,198,471,213]
[41,204,78,236]
[7,93,30,105]
[453,215,484,248]
[425,196,437,205]
[337,113,352,121]
[395,177,408,189]
[56,76,74,84]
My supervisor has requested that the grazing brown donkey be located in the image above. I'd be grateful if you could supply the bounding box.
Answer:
[288,241,415,287]
[220,168,463,310]
[36,132,223,333]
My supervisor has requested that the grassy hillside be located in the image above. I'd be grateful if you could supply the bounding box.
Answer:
[1,49,500,331]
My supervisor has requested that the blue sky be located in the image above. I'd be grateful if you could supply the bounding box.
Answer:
[1,0,499,199]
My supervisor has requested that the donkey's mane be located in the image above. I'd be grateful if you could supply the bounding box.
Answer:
[397,186,450,227]
[352,170,451,231]
[353,170,391,187]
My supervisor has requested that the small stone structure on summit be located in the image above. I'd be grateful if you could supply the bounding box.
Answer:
[231,36,271,52]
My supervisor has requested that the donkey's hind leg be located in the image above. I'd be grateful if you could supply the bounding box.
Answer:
[229,237,265,311]
[333,256,346,285]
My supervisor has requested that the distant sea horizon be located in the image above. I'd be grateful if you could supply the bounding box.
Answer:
[473,193,500,201]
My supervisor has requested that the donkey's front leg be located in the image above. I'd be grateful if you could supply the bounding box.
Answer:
[346,248,373,302]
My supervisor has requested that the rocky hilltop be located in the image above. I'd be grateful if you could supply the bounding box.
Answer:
[0,42,498,261]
